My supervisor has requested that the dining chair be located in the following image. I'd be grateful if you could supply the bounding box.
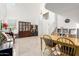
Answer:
[42,35,56,56]
[52,37,76,56]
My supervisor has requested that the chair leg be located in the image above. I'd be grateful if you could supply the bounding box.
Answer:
[43,46,47,55]
[43,46,52,56]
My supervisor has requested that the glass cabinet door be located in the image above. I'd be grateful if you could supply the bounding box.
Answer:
[19,22,31,32]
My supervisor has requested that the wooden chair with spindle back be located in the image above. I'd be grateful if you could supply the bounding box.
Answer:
[53,37,77,56]
[42,35,56,56]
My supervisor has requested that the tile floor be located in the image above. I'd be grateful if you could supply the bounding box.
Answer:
[14,36,43,56]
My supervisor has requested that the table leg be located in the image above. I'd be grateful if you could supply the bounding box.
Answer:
[41,38,43,56]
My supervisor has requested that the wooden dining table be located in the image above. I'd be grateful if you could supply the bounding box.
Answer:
[40,34,79,56]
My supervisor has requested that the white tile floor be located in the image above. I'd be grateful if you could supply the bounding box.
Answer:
[14,36,42,56]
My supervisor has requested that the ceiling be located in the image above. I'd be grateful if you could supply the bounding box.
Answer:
[45,3,79,22]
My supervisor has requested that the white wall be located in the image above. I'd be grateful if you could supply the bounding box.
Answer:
[6,3,40,25]
[1,3,77,35]
[0,4,7,20]
[57,14,77,29]
[0,3,41,34]
[39,9,56,35]
[6,3,41,34]
[45,3,79,29]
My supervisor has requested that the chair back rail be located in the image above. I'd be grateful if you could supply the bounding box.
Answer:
[57,37,76,56]
[42,35,56,56]
[43,35,56,47]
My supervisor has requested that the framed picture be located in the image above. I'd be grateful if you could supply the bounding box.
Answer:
[69,29,76,35]
[57,29,61,34]
[63,29,68,34]
[69,29,77,38]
